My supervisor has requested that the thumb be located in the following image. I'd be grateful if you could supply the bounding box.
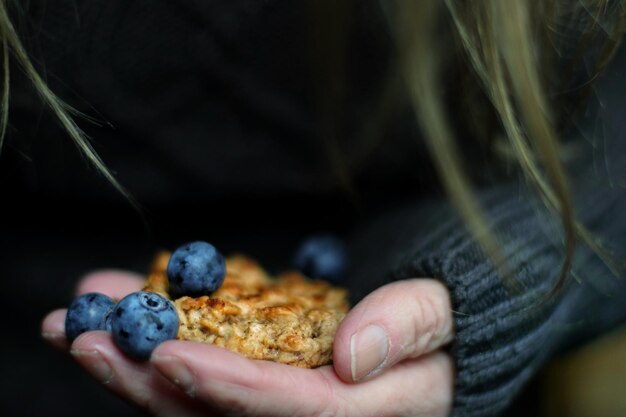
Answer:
[333,279,454,383]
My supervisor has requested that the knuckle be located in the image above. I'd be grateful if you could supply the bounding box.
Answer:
[421,294,442,336]
[408,292,448,356]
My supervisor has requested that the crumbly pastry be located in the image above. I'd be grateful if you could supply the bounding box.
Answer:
[143,251,349,368]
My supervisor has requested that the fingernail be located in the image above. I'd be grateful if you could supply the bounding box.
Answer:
[71,349,113,384]
[350,324,390,382]
[152,355,196,397]
[41,332,64,340]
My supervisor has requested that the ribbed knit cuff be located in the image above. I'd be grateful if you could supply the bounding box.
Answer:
[387,184,626,417]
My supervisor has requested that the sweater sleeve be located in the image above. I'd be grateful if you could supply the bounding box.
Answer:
[346,180,626,417]
[345,54,626,417]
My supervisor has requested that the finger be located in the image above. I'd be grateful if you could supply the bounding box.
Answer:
[76,270,144,300]
[333,279,454,383]
[71,332,207,417]
[152,341,334,417]
[42,271,145,350]
[152,340,453,417]
[41,309,70,350]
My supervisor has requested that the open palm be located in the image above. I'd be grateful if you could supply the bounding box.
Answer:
[42,271,455,417]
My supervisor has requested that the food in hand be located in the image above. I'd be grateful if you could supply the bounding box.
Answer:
[65,293,116,341]
[166,241,226,298]
[110,291,179,360]
[293,234,347,281]
[63,241,349,366]
[145,251,350,368]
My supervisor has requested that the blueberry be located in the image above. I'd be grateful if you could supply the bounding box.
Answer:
[166,241,226,297]
[65,293,116,341]
[100,308,114,332]
[293,234,348,281]
[110,291,179,360]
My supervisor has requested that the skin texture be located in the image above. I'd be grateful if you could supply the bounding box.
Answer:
[42,271,455,417]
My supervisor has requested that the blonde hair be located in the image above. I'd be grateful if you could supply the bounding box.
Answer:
[391,0,626,291]
[0,1,138,209]
[1,1,625,290]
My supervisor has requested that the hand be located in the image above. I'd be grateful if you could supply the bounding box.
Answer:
[42,271,455,417]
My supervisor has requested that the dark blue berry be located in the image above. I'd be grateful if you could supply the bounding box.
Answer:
[293,234,348,281]
[100,308,114,332]
[65,293,116,342]
[110,291,179,360]
[166,241,226,297]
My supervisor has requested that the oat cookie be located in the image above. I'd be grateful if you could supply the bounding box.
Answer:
[143,251,349,368]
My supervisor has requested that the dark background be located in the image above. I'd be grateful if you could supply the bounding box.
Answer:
[0,179,366,417]
[0,2,403,415]
[1,1,621,416]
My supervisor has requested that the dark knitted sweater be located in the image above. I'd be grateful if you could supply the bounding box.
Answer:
[5,2,626,417]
